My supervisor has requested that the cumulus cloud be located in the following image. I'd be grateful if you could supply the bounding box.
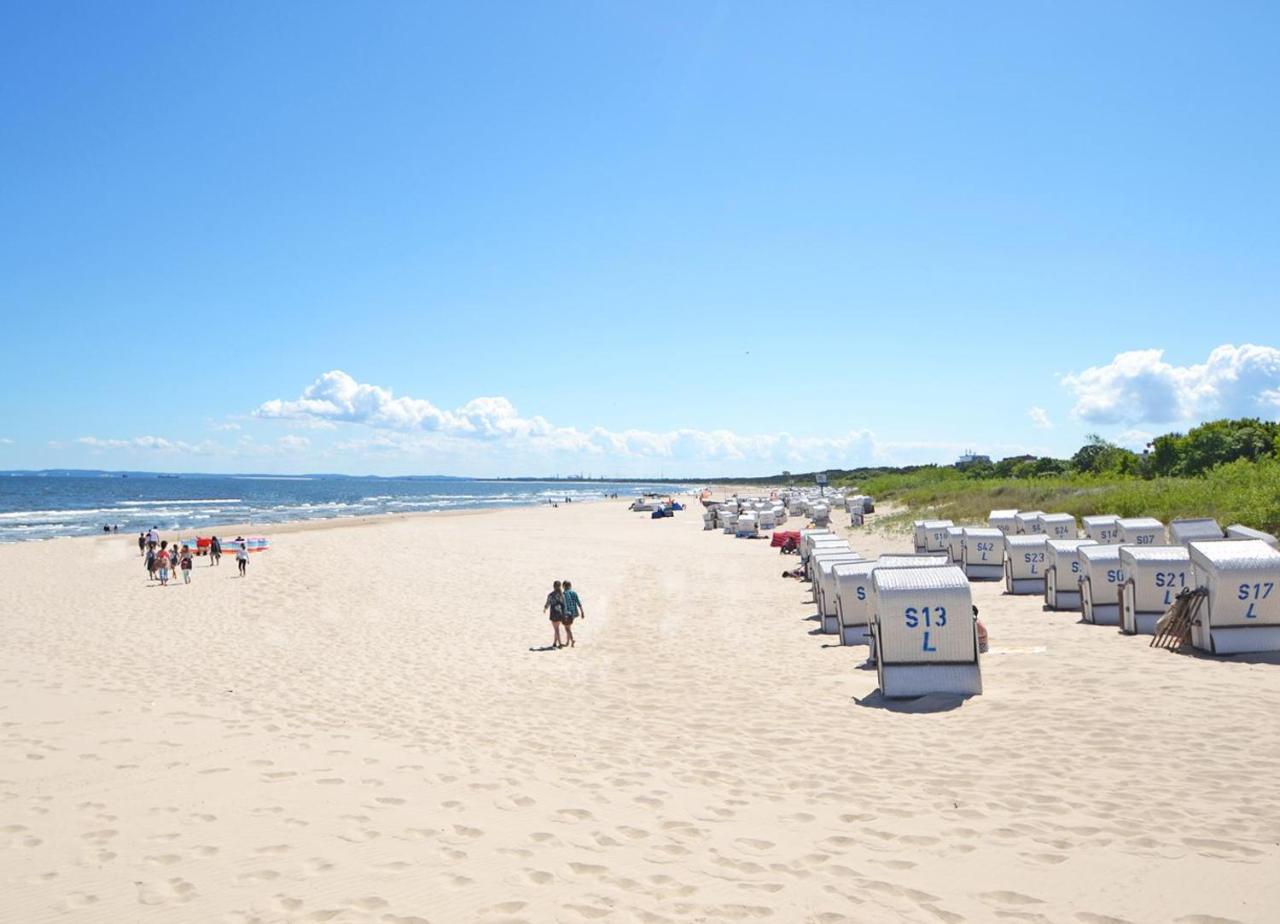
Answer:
[1063,344,1280,425]
[262,371,884,467]
[76,435,217,454]
[0,437,13,445]
[1028,406,1053,430]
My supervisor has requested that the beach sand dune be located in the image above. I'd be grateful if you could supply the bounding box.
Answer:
[2,500,1278,922]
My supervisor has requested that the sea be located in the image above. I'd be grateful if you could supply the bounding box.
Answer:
[0,473,688,542]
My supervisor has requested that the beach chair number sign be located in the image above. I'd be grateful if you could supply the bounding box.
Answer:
[904,605,947,651]
[1239,582,1275,619]
[975,540,996,561]
[1024,551,1045,574]
[1154,571,1189,607]
[1135,535,1156,545]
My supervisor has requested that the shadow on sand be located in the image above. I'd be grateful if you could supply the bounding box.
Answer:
[853,691,972,713]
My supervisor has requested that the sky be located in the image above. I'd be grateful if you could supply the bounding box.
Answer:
[2,2,1278,477]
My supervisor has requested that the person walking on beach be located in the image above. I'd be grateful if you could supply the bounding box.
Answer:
[561,579,585,648]
[145,545,157,580]
[236,541,248,577]
[180,546,193,584]
[210,535,222,566]
[543,580,566,648]
[155,542,171,586]
[147,527,159,552]
[137,531,146,556]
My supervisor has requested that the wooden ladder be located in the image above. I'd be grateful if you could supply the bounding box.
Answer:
[1150,588,1207,652]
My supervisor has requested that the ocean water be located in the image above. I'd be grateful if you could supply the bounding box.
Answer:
[0,474,687,542]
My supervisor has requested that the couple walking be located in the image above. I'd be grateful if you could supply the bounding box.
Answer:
[543,580,585,648]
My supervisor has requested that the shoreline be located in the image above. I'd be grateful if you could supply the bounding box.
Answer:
[0,486,712,550]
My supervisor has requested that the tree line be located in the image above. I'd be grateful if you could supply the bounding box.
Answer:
[957,417,1280,480]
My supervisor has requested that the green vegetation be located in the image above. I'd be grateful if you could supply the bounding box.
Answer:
[838,418,1280,534]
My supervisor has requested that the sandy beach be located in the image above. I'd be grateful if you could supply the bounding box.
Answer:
[2,498,1278,924]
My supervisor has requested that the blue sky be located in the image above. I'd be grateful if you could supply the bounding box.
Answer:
[2,2,1278,476]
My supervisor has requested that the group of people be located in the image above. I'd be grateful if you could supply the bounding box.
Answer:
[542,580,585,648]
[138,527,250,582]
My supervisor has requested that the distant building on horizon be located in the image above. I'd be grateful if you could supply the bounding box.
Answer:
[955,450,991,467]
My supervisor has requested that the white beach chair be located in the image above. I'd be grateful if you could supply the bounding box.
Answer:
[1079,544,1124,625]
[736,512,759,538]
[1081,514,1121,543]
[802,535,847,567]
[1117,517,1165,547]
[1038,513,1078,541]
[922,519,954,554]
[721,511,738,534]
[702,510,715,530]
[987,509,1018,535]
[1014,511,1047,535]
[1186,539,1280,653]
[813,551,866,633]
[1225,524,1279,548]
[1003,534,1049,595]
[833,555,948,646]
[961,527,1005,581]
[1044,538,1096,610]
[757,508,777,531]
[945,526,966,563]
[1119,545,1192,635]
[871,565,982,698]
[1169,517,1223,546]
[912,520,928,553]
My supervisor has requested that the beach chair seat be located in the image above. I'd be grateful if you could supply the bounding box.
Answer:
[1187,539,1280,653]
[1044,539,1096,610]
[1003,535,1048,595]
[961,527,1004,581]
[1120,546,1192,634]
[1079,544,1124,625]
[871,565,981,698]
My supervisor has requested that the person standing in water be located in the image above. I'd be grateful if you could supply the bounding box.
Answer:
[543,580,566,648]
[561,580,585,648]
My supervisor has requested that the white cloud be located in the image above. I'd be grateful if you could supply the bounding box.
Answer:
[1063,344,1280,425]
[259,370,883,466]
[209,421,241,432]
[0,437,13,445]
[1028,406,1053,430]
[76,435,217,454]
[276,435,310,452]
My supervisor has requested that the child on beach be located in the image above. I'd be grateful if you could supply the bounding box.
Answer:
[210,535,222,566]
[236,542,248,576]
[155,543,170,586]
[180,546,193,584]
[145,547,156,580]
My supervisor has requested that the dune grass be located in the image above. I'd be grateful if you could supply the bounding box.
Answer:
[848,458,1280,533]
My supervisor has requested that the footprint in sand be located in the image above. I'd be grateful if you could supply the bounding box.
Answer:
[135,877,197,905]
